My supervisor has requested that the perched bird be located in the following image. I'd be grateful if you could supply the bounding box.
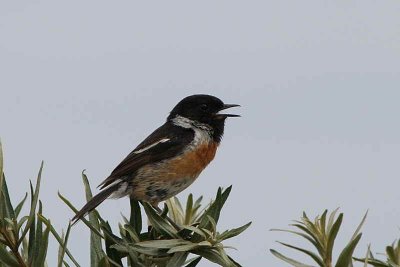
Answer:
[72,94,239,223]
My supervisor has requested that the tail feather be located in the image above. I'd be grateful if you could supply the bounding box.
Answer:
[72,184,118,224]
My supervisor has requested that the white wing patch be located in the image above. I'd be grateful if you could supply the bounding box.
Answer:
[133,138,170,154]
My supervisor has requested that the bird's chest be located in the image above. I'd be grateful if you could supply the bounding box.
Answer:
[132,141,218,203]
[167,141,218,177]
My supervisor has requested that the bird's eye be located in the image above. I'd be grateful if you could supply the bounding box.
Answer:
[200,104,208,111]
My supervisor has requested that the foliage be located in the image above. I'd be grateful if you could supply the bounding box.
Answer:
[270,209,367,267]
[59,171,250,267]
[0,143,78,267]
[5,137,400,267]
[0,141,250,266]
[354,239,400,267]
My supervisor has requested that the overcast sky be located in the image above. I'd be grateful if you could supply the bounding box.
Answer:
[1,1,400,266]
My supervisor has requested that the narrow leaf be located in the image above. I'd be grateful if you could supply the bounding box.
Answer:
[335,233,362,267]
[184,256,202,267]
[58,192,104,239]
[270,249,314,267]
[57,222,71,267]
[0,141,3,210]
[0,247,20,267]
[19,161,43,245]
[218,222,252,241]
[277,242,324,267]
[129,198,142,235]
[185,194,194,225]
[142,203,179,238]
[35,222,51,267]
[32,201,44,267]
[326,213,343,263]
[351,210,368,241]
[166,252,188,267]
[100,221,123,267]
[14,193,28,218]
[37,214,81,267]
[1,176,15,219]
[81,171,104,267]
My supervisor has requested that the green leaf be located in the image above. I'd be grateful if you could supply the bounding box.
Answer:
[57,222,71,267]
[194,248,235,267]
[128,245,166,256]
[136,239,192,249]
[58,192,104,239]
[0,141,4,212]
[228,256,242,267]
[27,182,36,265]
[277,242,324,267]
[34,222,50,267]
[326,213,343,263]
[270,249,314,267]
[38,214,81,267]
[32,201,44,267]
[168,242,211,254]
[166,252,189,267]
[107,257,123,267]
[351,210,368,241]
[0,246,20,267]
[98,256,111,267]
[206,215,217,234]
[18,161,43,245]
[364,245,371,267]
[354,257,389,267]
[129,198,142,236]
[184,256,202,267]
[181,225,207,239]
[122,224,140,243]
[216,247,235,267]
[185,194,194,225]
[335,233,362,267]
[81,171,104,267]
[192,196,204,222]
[270,228,320,251]
[0,247,19,267]
[386,246,396,264]
[327,208,340,234]
[167,197,183,224]
[319,210,328,237]
[142,203,179,238]
[100,221,123,267]
[199,186,231,229]
[1,176,16,219]
[218,222,252,241]
[14,193,28,218]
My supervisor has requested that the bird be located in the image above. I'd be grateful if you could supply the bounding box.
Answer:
[72,94,239,223]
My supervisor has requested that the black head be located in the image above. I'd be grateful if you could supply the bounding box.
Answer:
[168,94,239,141]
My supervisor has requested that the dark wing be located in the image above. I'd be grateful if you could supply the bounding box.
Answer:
[98,122,194,189]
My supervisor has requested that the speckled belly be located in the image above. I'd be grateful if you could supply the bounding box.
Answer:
[131,143,218,204]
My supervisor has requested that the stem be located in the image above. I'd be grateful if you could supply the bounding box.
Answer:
[0,228,28,267]
[324,256,332,267]
[11,246,27,267]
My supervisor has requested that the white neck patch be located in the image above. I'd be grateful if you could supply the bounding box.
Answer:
[172,115,213,148]
[172,115,211,131]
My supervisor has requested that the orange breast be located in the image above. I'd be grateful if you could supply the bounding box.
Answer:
[167,142,218,178]
[131,142,219,203]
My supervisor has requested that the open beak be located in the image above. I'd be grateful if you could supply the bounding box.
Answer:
[215,104,241,118]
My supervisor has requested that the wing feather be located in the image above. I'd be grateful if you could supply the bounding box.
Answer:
[98,122,193,189]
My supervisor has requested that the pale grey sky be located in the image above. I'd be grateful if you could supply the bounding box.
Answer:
[1,1,400,266]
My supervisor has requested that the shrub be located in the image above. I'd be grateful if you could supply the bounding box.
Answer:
[0,142,250,267]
